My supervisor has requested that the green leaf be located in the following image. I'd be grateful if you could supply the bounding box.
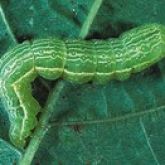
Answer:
[0,0,165,164]
[0,139,21,164]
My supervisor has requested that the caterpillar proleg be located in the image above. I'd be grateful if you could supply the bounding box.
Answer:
[0,23,165,148]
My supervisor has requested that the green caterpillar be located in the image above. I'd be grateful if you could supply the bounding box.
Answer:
[0,23,165,148]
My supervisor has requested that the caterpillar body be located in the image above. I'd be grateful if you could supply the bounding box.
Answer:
[0,23,165,148]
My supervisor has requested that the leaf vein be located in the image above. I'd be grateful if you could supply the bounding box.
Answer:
[140,119,160,165]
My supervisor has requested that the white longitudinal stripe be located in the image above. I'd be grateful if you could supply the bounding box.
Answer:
[11,68,35,140]
[11,68,35,86]
[34,58,156,78]
[64,70,94,76]
[35,67,94,76]
[35,55,63,60]
[13,84,28,140]
[65,58,93,63]
[36,67,63,72]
